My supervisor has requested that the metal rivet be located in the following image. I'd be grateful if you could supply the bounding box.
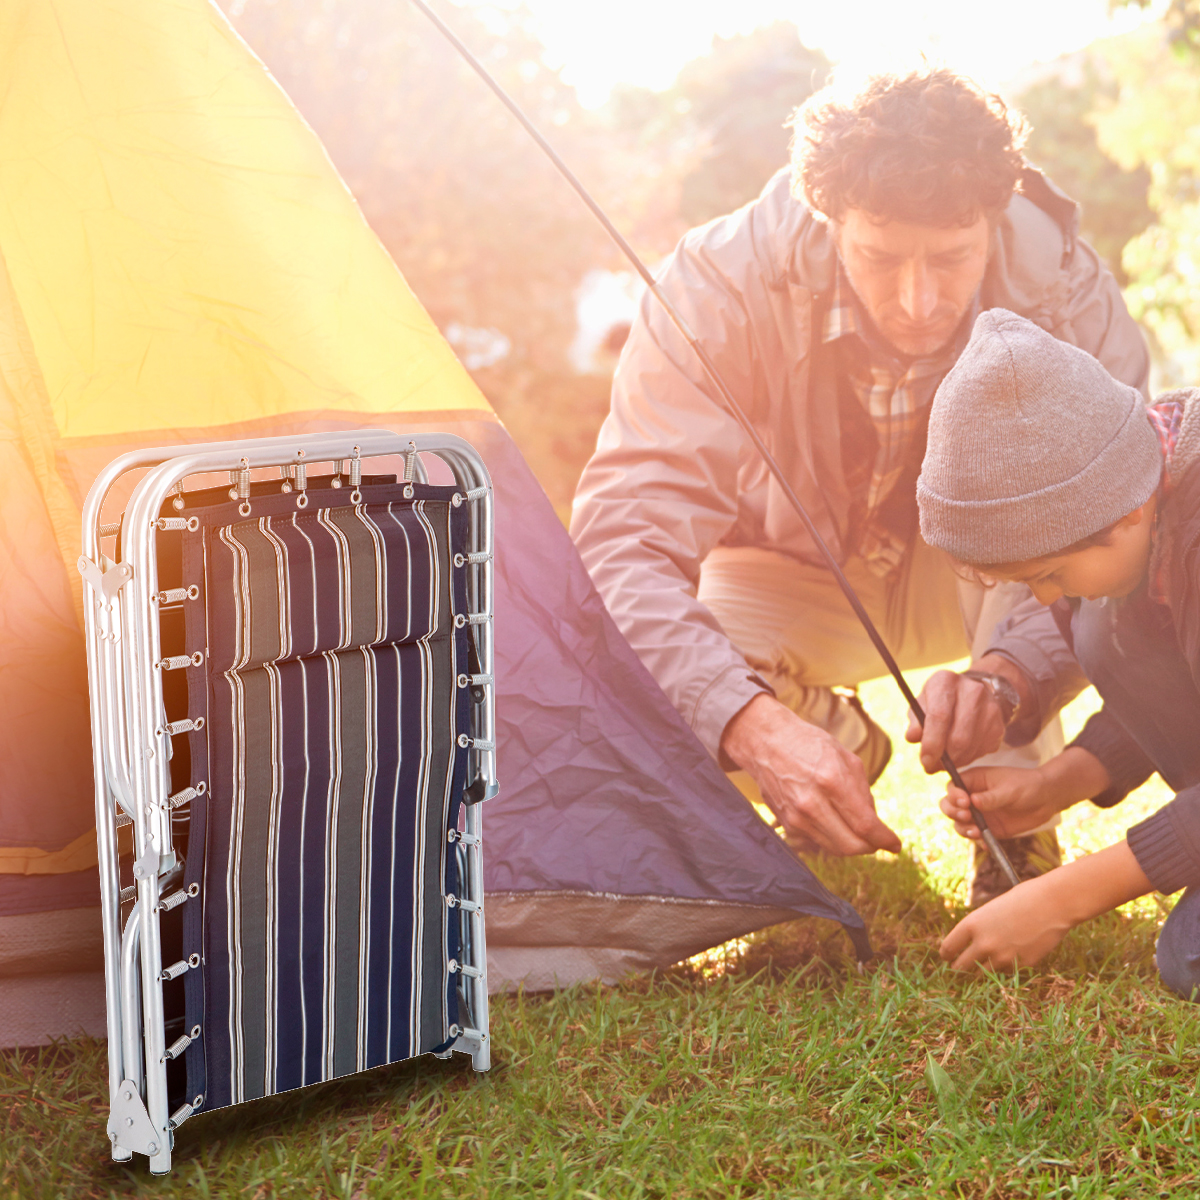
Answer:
[403,484,414,500]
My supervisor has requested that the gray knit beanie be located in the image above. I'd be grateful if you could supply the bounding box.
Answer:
[918,308,1162,564]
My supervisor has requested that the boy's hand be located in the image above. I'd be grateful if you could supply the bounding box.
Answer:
[940,873,1073,971]
[941,765,1062,841]
[940,840,1154,973]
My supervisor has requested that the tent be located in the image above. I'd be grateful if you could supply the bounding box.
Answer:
[0,0,867,1048]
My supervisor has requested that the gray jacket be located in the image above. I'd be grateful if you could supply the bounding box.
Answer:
[571,169,1151,756]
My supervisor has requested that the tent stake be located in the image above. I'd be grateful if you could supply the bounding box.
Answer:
[409,0,1019,891]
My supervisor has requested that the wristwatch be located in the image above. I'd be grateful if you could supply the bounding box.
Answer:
[960,669,1021,727]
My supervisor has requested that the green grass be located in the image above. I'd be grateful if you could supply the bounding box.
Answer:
[4,670,1197,1198]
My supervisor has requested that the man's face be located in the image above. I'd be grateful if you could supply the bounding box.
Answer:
[834,208,992,358]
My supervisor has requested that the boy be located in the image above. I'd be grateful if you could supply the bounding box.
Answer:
[915,308,1200,996]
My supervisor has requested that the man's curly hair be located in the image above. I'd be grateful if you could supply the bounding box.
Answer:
[792,67,1028,227]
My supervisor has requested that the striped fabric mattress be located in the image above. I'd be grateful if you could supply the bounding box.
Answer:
[172,481,472,1113]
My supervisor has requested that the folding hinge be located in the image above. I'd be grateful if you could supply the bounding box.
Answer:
[131,844,177,881]
[108,1079,163,1157]
[78,555,133,604]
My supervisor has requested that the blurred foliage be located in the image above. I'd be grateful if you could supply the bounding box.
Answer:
[219,0,697,511]
[1113,0,1200,58]
[1089,24,1200,383]
[220,0,675,375]
[608,23,829,227]
[1015,61,1154,285]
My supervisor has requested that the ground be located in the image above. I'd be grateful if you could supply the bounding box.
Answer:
[4,671,1196,1199]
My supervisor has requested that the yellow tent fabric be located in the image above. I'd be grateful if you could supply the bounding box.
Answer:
[0,0,493,874]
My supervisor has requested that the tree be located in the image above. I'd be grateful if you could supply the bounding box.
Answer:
[1089,25,1200,382]
[1016,59,1154,284]
[607,23,830,228]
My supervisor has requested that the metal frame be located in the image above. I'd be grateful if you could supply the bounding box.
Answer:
[80,430,496,1175]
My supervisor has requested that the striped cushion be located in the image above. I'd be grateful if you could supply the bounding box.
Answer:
[177,484,471,1111]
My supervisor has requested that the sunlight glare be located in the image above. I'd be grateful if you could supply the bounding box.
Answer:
[514,0,1162,106]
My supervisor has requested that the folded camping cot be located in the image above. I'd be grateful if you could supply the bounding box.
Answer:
[79,430,496,1175]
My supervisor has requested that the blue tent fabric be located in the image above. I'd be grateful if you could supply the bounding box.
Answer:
[458,418,872,974]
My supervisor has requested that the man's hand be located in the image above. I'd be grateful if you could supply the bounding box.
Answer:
[940,840,1153,972]
[905,655,1030,774]
[940,765,1063,842]
[721,693,901,857]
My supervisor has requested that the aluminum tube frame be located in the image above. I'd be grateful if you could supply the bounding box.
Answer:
[81,430,495,1174]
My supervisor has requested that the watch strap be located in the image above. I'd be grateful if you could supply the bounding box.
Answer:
[960,669,1020,726]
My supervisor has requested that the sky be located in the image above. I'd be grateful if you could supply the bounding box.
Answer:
[517,0,1160,106]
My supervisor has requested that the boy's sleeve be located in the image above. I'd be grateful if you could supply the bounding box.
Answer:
[1068,708,1157,807]
[1128,788,1200,894]
[985,597,1090,744]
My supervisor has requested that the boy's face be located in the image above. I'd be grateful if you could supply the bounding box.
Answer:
[981,499,1157,605]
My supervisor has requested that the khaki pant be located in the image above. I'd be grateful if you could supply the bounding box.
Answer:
[698,540,1062,826]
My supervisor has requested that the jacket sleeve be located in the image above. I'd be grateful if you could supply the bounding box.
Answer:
[1068,708,1156,807]
[570,237,773,758]
[1128,789,1200,893]
[1053,232,1151,397]
[985,597,1091,745]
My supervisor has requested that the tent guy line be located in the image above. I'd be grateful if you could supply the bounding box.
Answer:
[405,0,1021,890]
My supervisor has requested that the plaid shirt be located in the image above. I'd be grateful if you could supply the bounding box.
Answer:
[822,267,978,577]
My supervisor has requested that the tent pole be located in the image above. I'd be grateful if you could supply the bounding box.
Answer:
[407,0,1019,891]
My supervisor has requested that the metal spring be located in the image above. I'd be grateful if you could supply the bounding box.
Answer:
[456,735,495,751]
[457,673,493,688]
[157,585,200,604]
[99,522,122,539]
[164,717,205,736]
[161,1025,200,1063]
[447,959,483,978]
[453,551,492,567]
[157,883,199,913]
[157,652,203,671]
[167,781,206,809]
[465,486,489,501]
[159,954,199,982]
[156,516,199,533]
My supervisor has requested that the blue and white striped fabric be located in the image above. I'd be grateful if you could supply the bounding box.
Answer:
[178,484,471,1112]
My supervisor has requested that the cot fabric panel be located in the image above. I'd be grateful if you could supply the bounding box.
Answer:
[179,488,470,1113]
[206,501,452,672]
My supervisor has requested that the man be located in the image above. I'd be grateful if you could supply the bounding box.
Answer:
[570,66,1150,905]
